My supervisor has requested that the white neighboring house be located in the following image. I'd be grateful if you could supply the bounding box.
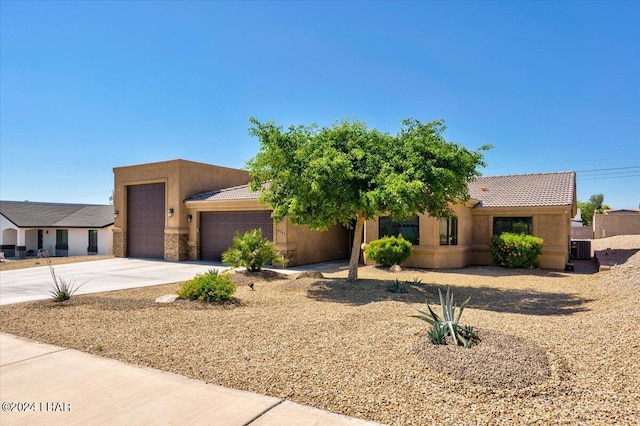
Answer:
[0,201,114,258]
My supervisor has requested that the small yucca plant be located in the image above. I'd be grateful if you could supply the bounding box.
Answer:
[44,253,86,301]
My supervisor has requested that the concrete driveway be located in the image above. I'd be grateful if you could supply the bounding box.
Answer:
[0,258,229,305]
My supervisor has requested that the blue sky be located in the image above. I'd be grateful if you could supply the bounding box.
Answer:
[1,1,638,209]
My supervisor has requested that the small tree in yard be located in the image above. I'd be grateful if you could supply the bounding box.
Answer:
[247,117,489,281]
[578,193,611,226]
[222,229,279,272]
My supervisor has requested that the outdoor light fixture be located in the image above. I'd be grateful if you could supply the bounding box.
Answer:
[187,214,193,223]
[113,210,119,218]
[168,208,174,217]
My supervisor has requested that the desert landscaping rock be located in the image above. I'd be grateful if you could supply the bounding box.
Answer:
[1,235,639,425]
[155,294,179,303]
[294,271,325,279]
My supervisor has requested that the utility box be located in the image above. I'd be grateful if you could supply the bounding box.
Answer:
[571,240,591,260]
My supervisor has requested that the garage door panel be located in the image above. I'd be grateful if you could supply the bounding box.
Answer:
[200,211,273,261]
[127,183,165,258]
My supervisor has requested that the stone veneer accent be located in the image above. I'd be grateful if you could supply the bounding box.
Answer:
[165,232,189,261]
[188,243,198,261]
[276,247,297,268]
[113,230,126,257]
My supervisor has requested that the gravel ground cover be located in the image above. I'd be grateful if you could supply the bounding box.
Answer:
[1,237,639,425]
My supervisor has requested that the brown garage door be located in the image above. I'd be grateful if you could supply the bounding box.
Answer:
[200,211,273,261]
[127,183,165,258]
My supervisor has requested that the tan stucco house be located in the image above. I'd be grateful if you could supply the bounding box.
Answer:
[113,159,576,270]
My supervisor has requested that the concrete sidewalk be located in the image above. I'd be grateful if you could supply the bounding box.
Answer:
[0,333,380,426]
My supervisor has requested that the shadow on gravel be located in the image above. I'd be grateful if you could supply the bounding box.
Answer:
[594,248,640,267]
[306,279,592,316]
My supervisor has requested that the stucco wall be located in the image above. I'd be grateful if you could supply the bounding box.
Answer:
[363,204,475,269]
[363,204,572,270]
[470,206,572,270]
[593,213,640,238]
[571,227,593,240]
[113,159,251,260]
[276,218,350,267]
[185,199,350,267]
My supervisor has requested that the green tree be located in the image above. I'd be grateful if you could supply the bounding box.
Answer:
[247,117,489,281]
[578,193,611,226]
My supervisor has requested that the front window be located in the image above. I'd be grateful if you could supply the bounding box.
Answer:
[439,216,458,245]
[56,229,68,246]
[493,217,533,235]
[88,230,98,249]
[379,216,419,244]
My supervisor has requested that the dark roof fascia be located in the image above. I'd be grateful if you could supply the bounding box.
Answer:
[2,224,114,229]
[0,212,19,228]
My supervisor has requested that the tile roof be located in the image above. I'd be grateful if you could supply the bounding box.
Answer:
[186,183,267,202]
[187,172,576,209]
[468,171,576,207]
[0,201,114,228]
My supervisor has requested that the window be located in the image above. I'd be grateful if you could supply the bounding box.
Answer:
[56,229,68,245]
[379,216,419,244]
[439,216,458,245]
[88,230,98,252]
[56,229,69,249]
[493,217,533,235]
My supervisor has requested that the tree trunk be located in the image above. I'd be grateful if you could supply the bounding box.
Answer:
[347,213,365,282]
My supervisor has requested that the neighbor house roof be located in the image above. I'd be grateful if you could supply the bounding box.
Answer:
[187,172,576,208]
[186,183,268,202]
[468,171,576,208]
[0,201,114,228]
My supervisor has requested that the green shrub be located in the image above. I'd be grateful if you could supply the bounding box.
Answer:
[365,235,413,267]
[490,232,544,269]
[222,229,279,272]
[411,286,481,348]
[178,269,236,302]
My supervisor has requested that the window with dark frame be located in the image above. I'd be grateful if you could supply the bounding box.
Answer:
[88,230,98,252]
[56,229,69,250]
[439,216,458,245]
[379,216,419,245]
[56,229,68,245]
[493,217,533,235]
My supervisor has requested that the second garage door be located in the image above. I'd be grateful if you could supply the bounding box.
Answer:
[200,211,274,261]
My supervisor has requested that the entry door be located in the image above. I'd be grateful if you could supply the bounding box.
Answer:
[37,230,43,250]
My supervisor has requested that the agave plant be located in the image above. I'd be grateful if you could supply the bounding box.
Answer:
[427,321,447,345]
[412,286,480,348]
[387,279,408,293]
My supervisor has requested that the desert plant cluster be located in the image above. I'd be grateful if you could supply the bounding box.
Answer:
[412,286,481,348]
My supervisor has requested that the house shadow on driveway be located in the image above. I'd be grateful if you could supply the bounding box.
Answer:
[306,278,592,316]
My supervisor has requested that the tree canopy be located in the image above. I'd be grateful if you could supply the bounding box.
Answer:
[247,117,489,281]
[578,193,610,226]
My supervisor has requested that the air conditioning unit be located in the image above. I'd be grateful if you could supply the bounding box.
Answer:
[570,240,591,260]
